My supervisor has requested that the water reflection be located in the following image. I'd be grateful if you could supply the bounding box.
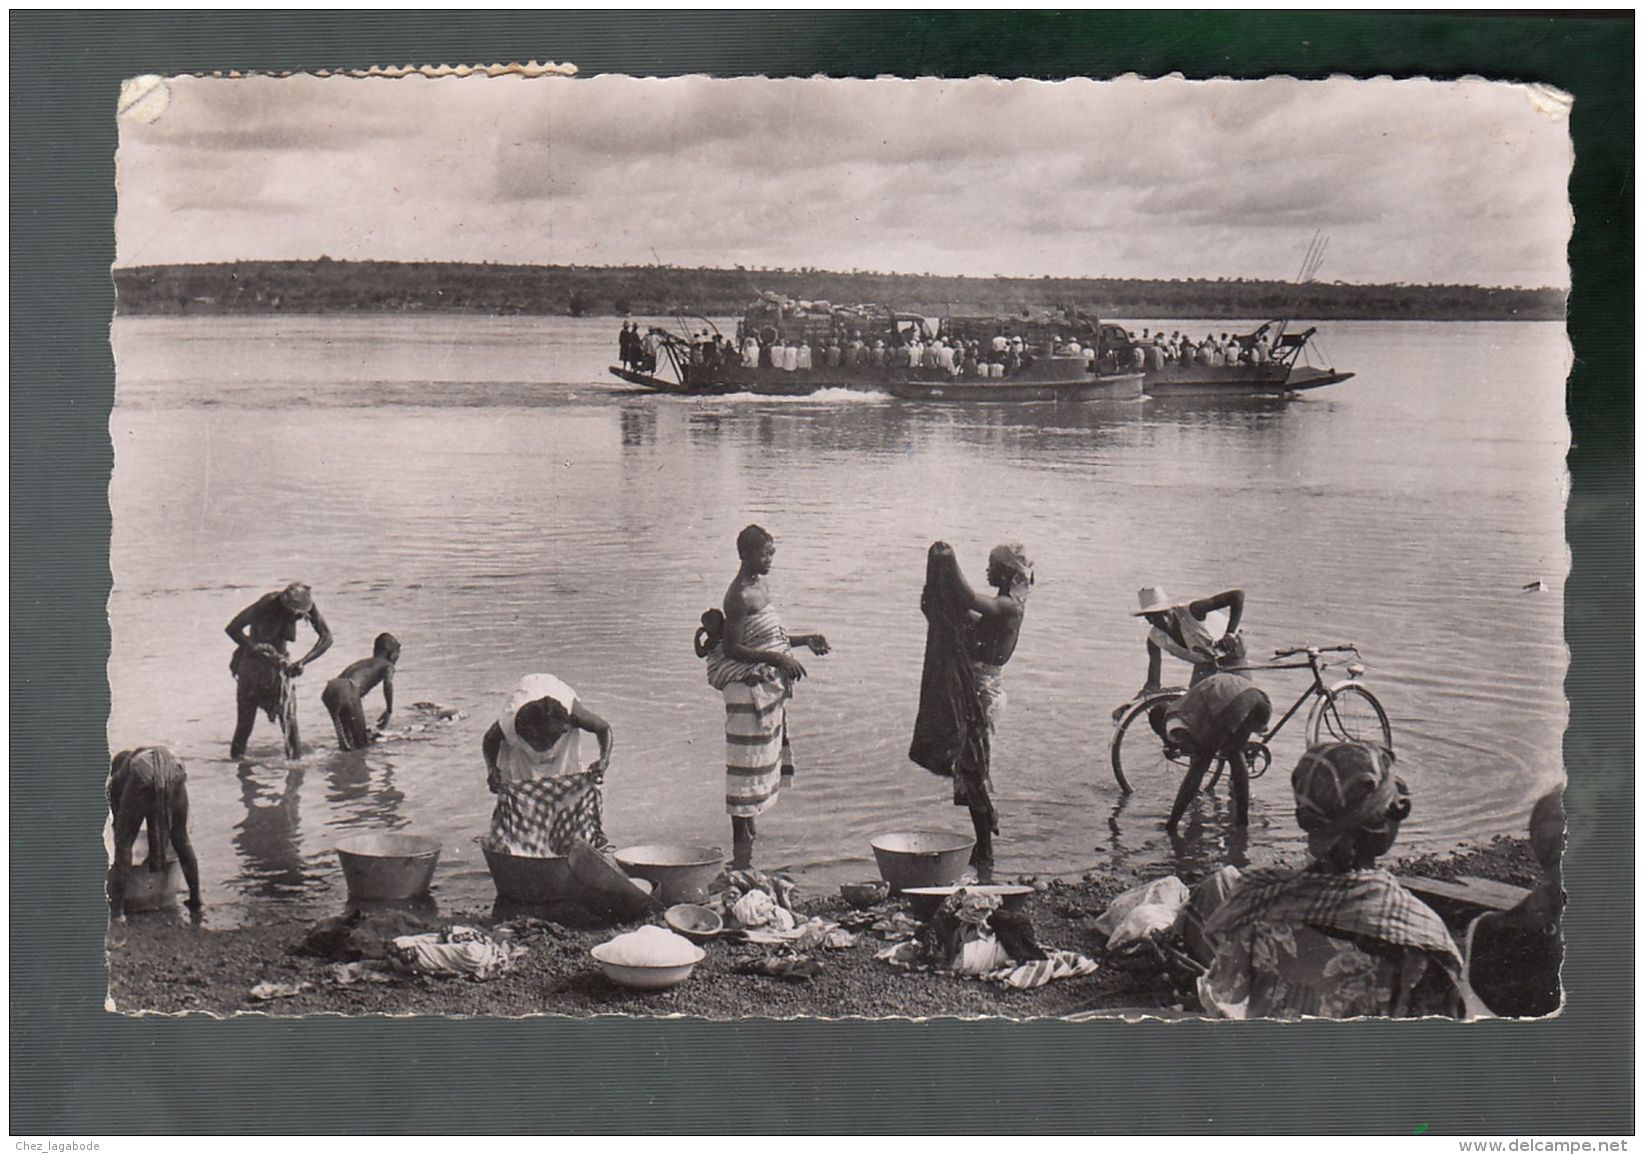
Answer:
[1104,790,1263,881]
[322,750,408,831]
[668,394,1153,463]
[619,404,656,448]
[1166,803,1251,878]
[232,760,317,898]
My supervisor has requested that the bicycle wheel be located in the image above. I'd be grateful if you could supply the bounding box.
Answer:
[1308,684,1393,751]
[1111,691,1190,794]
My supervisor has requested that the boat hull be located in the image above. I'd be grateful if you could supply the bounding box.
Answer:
[609,363,895,395]
[1141,364,1354,397]
[611,355,1146,403]
[885,370,1145,403]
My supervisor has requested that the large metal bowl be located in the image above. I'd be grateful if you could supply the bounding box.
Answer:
[868,831,976,893]
[116,859,184,913]
[335,833,441,902]
[613,844,725,905]
[481,845,575,905]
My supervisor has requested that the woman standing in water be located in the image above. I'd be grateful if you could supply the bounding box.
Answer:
[481,674,614,856]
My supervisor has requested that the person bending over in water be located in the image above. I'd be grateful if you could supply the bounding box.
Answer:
[321,632,400,751]
[225,582,333,759]
[1134,585,1246,694]
[1160,669,1271,832]
[107,747,202,921]
[699,524,829,868]
[912,541,1032,881]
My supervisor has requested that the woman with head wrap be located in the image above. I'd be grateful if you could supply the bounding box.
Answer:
[910,540,1032,882]
[1196,742,1464,1019]
[481,674,614,857]
[1464,788,1564,1017]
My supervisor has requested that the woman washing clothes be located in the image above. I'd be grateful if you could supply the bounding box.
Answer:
[481,674,614,857]
[910,541,1033,881]
[1195,742,1465,1020]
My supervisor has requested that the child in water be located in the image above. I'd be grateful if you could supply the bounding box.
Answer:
[321,632,399,751]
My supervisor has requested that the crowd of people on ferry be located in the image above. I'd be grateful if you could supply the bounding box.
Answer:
[621,319,1285,382]
[1123,327,1274,370]
[622,321,1112,380]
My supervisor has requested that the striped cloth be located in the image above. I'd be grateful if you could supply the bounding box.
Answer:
[705,605,790,691]
[986,950,1101,991]
[876,939,1100,990]
[723,679,794,817]
[705,604,797,817]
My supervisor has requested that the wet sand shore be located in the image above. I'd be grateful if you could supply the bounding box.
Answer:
[106,837,1538,1020]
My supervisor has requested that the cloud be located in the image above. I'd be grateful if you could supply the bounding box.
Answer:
[114,74,1572,287]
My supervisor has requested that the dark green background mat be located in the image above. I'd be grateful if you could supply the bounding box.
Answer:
[11,11,1632,1135]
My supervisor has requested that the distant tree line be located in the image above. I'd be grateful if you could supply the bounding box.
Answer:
[111,259,1567,322]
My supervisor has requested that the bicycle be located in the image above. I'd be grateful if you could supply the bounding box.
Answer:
[1109,644,1392,795]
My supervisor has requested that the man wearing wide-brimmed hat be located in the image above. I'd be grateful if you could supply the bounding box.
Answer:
[1133,585,1246,697]
[225,581,333,759]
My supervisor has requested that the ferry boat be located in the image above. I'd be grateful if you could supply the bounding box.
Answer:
[608,295,1349,401]
[1098,320,1354,398]
[609,295,1146,402]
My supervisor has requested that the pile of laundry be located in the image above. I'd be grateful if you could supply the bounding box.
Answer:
[875,889,1099,991]
[372,700,465,742]
[709,869,857,983]
[295,907,435,963]
[1093,868,1241,987]
[387,925,529,982]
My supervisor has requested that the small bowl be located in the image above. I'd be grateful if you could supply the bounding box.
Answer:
[840,880,891,909]
[590,939,706,990]
[664,903,723,944]
[901,884,1036,921]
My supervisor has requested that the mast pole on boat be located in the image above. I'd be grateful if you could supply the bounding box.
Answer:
[1273,230,1329,350]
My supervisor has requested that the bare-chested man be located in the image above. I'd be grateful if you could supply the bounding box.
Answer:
[701,524,829,867]
[322,632,399,751]
[225,582,333,759]
[915,541,1032,880]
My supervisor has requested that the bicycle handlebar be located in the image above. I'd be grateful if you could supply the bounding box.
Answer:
[1272,643,1361,659]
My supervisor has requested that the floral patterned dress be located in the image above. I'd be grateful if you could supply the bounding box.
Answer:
[1197,867,1465,1020]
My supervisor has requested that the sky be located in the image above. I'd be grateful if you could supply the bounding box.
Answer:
[116,73,1573,288]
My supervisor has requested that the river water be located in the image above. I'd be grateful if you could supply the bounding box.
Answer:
[108,313,1569,924]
